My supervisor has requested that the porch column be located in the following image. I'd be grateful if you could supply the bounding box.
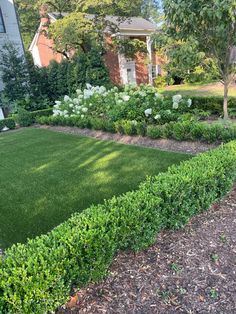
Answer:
[146,36,153,85]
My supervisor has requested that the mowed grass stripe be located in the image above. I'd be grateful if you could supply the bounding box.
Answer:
[0,128,190,248]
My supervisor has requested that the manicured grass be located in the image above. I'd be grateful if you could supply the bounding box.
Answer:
[160,82,236,97]
[0,128,190,248]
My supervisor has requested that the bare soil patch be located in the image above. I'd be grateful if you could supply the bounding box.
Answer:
[58,187,236,314]
[37,125,217,155]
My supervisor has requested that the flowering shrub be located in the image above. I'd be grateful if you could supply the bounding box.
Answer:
[52,84,193,125]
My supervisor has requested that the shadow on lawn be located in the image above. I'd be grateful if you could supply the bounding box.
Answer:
[0,129,189,248]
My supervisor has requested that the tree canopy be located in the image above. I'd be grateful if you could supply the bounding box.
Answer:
[163,0,236,119]
[15,0,161,48]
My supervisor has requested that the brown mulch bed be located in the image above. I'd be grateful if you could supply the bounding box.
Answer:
[36,125,217,155]
[58,187,236,314]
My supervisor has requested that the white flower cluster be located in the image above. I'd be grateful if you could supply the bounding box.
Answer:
[172,94,192,110]
[53,84,109,118]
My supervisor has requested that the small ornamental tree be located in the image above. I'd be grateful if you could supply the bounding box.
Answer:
[0,42,30,103]
[163,0,236,120]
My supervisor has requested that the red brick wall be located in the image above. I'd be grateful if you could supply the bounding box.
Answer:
[104,51,121,85]
[135,52,149,85]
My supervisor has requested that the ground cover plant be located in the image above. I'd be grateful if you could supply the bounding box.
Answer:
[0,140,235,313]
[0,128,189,249]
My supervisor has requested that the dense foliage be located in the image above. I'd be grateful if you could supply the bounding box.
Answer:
[0,141,235,313]
[0,118,16,131]
[52,84,193,125]
[163,0,236,119]
[0,43,111,113]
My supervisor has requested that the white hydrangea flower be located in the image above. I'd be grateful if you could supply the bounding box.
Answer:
[86,83,92,89]
[76,89,82,95]
[64,95,71,102]
[173,102,179,109]
[187,98,192,107]
[144,108,152,117]
[122,95,130,102]
[84,90,93,99]
[172,94,182,103]
[154,114,161,120]
[73,98,80,105]
[55,100,61,106]
[81,114,85,118]
[69,104,74,108]
[89,103,93,107]
[82,107,88,113]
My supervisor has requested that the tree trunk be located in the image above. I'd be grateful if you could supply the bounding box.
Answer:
[223,81,229,121]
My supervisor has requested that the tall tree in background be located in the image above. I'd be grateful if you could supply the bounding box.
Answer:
[163,0,236,120]
[15,0,161,48]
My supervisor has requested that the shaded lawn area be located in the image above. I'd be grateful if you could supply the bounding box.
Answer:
[160,82,236,97]
[0,128,190,248]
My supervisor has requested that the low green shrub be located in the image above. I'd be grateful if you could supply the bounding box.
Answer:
[0,120,5,131]
[30,108,53,122]
[147,121,236,143]
[191,96,236,115]
[4,118,16,130]
[147,125,163,139]
[0,118,16,131]
[16,108,34,127]
[0,142,236,313]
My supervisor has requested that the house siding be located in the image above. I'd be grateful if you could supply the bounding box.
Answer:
[0,0,24,91]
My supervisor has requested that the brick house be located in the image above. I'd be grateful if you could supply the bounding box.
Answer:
[0,0,24,119]
[29,12,164,86]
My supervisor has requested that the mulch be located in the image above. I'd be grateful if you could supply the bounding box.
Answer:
[57,186,236,314]
[36,125,217,155]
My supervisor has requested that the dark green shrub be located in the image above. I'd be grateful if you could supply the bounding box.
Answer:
[146,125,163,139]
[172,121,193,141]
[0,120,5,131]
[0,142,236,313]
[191,96,236,115]
[30,108,53,122]
[16,108,34,127]
[136,122,147,136]
[4,118,16,130]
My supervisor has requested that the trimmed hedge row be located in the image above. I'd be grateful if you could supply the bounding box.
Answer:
[191,96,236,115]
[147,121,236,143]
[14,108,54,127]
[1,141,236,313]
[0,118,16,131]
[37,115,236,144]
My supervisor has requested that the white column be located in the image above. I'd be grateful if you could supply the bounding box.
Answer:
[146,36,153,85]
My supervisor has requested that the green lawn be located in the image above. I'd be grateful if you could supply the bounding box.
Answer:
[0,128,190,248]
[160,82,236,97]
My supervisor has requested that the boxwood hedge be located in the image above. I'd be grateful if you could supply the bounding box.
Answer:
[0,118,16,131]
[0,141,236,313]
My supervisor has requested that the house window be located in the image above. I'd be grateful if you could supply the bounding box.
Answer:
[0,8,6,33]
[152,64,162,79]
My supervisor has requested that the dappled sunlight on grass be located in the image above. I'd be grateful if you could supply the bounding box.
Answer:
[160,82,236,97]
[0,128,190,248]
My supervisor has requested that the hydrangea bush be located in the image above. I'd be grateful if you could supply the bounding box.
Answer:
[53,84,193,125]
